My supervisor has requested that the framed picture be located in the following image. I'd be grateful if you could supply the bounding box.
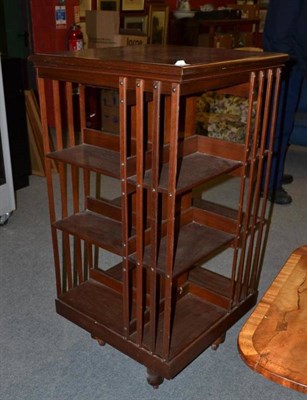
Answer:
[79,0,92,21]
[259,0,269,9]
[259,9,267,32]
[148,4,169,45]
[100,0,119,10]
[124,15,148,34]
[121,0,145,12]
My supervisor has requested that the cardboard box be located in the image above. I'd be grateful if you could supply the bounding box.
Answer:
[88,34,147,48]
[197,34,210,47]
[86,10,120,39]
[101,88,119,107]
[227,4,259,19]
[214,33,234,49]
[238,32,254,47]
[116,34,147,46]
[101,105,119,134]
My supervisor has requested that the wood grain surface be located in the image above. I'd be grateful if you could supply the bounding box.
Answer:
[238,246,307,393]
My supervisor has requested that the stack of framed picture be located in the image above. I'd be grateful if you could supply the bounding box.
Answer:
[258,0,269,32]
[121,0,169,45]
[87,0,169,45]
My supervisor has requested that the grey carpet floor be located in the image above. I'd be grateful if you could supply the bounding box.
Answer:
[1,145,307,400]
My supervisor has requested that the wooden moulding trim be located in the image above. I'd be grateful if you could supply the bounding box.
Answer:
[188,282,231,309]
[89,268,123,294]
[84,128,120,151]
[188,266,231,310]
[86,197,122,222]
[197,135,245,162]
[83,131,144,157]
[188,266,232,300]
[192,206,238,235]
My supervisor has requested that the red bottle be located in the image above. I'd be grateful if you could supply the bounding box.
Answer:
[68,24,83,51]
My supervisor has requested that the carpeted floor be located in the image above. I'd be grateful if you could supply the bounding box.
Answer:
[1,145,306,400]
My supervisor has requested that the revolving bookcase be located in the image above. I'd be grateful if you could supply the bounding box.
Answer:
[30,46,287,388]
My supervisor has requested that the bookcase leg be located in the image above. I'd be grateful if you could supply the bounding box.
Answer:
[211,333,226,350]
[146,369,164,389]
[91,334,106,347]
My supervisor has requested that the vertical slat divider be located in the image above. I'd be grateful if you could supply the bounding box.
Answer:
[62,234,72,292]
[149,80,161,353]
[37,77,62,296]
[65,82,75,146]
[72,165,84,284]
[243,69,274,297]
[162,83,180,360]
[94,172,101,268]
[79,83,90,214]
[79,83,91,278]
[67,81,84,285]
[229,72,256,308]
[184,96,197,137]
[74,239,83,285]
[79,85,90,197]
[135,78,145,346]
[252,68,282,291]
[53,80,72,291]
[164,96,171,144]
[79,84,86,144]
[82,167,91,281]
[53,80,64,150]
[84,244,91,281]
[119,76,130,339]
[235,71,265,304]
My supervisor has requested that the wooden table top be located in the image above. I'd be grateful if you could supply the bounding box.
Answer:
[238,246,307,394]
[29,46,288,84]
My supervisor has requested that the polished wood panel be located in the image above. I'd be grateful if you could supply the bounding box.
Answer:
[238,246,307,394]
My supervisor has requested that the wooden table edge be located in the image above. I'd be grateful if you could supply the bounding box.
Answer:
[238,245,307,394]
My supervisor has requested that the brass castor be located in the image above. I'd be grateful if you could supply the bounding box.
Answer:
[146,369,164,389]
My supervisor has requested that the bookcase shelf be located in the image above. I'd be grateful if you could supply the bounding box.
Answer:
[129,151,242,194]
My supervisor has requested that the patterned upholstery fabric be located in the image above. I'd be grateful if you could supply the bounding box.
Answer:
[196,91,253,143]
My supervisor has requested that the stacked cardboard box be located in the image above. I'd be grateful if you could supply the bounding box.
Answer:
[85,11,147,134]
[86,10,147,48]
[213,33,234,49]
[100,88,119,134]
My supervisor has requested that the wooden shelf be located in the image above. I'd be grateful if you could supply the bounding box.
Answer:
[131,221,235,278]
[53,211,124,255]
[57,279,124,335]
[129,152,242,195]
[47,144,121,178]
